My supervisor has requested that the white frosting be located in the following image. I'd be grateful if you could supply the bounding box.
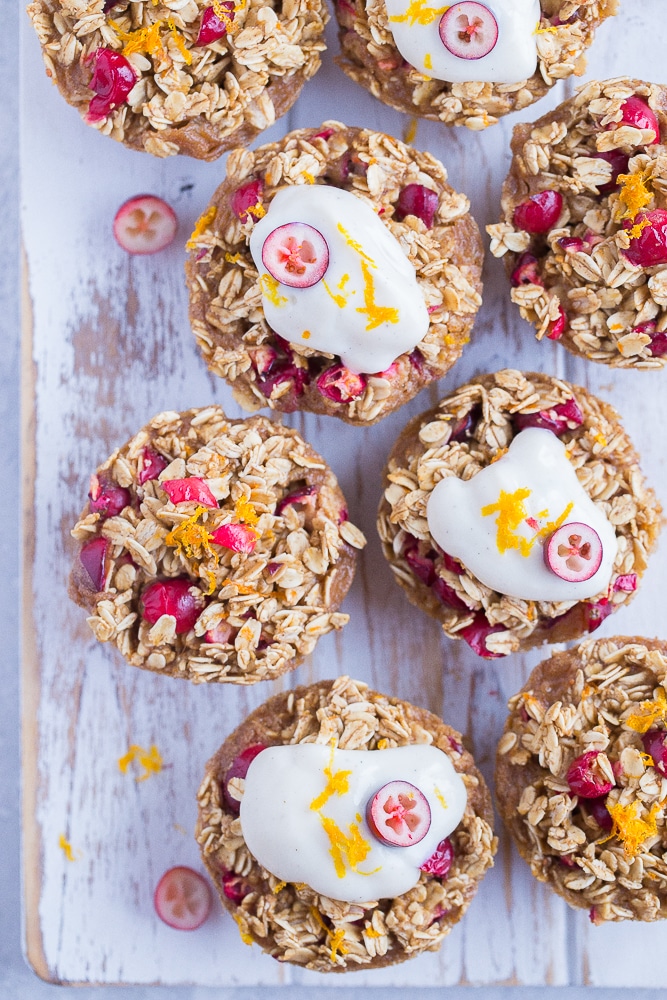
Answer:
[240,743,467,903]
[384,0,540,84]
[426,428,618,601]
[249,186,429,374]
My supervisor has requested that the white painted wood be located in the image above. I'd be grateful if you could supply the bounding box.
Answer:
[20,0,667,986]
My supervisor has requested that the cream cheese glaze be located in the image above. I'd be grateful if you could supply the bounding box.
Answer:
[384,0,540,84]
[240,743,467,903]
[426,428,617,601]
[249,186,429,374]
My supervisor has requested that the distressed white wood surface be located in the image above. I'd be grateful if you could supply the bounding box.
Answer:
[21,0,667,986]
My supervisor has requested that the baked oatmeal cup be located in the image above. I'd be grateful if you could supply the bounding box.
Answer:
[27,0,327,159]
[489,78,667,367]
[335,0,617,130]
[185,123,483,425]
[196,675,496,970]
[497,636,667,923]
[378,370,661,659]
[69,407,365,683]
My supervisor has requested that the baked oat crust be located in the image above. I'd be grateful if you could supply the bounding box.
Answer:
[27,0,327,159]
[497,637,667,922]
[196,676,496,970]
[69,407,364,683]
[335,0,617,129]
[185,123,483,425]
[489,78,667,367]
[378,370,662,658]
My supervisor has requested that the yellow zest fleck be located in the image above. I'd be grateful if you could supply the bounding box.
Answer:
[433,785,448,810]
[58,834,78,862]
[364,925,383,938]
[322,279,348,309]
[490,447,508,464]
[225,252,243,264]
[310,906,329,933]
[605,799,661,857]
[616,171,653,223]
[377,738,388,750]
[310,742,352,811]
[260,272,287,307]
[640,751,655,768]
[301,330,311,340]
[535,21,557,34]
[302,171,315,184]
[625,688,667,734]
[233,913,254,945]
[481,488,533,557]
[204,569,217,596]
[423,54,432,71]
[111,19,164,57]
[593,432,607,448]
[187,206,217,249]
[247,201,266,219]
[337,223,376,266]
[403,116,418,144]
[166,506,218,564]
[118,744,163,782]
[234,496,259,526]
[232,582,256,595]
[389,0,448,25]
[294,882,307,890]
[338,273,350,291]
[626,216,651,241]
[356,259,399,331]
[581,684,594,699]
[272,881,286,894]
[319,815,378,878]
[329,927,348,962]
[167,18,192,63]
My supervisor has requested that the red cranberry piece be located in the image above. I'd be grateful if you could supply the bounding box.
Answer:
[138,448,169,485]
[256,361,309,408]
[140,578,202,634]
[567,751,613,798]
[88,474,131,519]
[85,48,137,123]
[395,184,439,229]
[613,573,637,592]
[79,537,109,591]
[584,795,613,831]
[404,543,436,586]
[210,523,258,553]
[636,321,667,357]
[441,552,464,575]
[250,345,279,376]
[641,729,667,777]
[317,365,366,403]
[221,870,252,904]
[433,576,468,612]
[312,128,335,141]
[458,612,505,659]
[162,477,218,508]
[449,404,480,442]
[586,598,612,633]
[231,179,265,222]
[419,837,454,878]
[448,735,463,754]
[593,150,630,195]
[337,0,357,24]
[275,485,318,516]
[558,237,585,253]
[514,397,583,436]
[222,745,267,813]
[510,252,543,287]
[408,348,427,374]
[196,3,235,44]
[513,191,563,234]
[559,854,577,867]
[622,210,667,267]
[547,305,567,341]
[608,95,660,144]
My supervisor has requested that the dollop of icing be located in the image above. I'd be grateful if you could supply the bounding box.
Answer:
[240,743,467,903]
[426,428,618,601]
[249,186,429,374]
[384,0,540,84]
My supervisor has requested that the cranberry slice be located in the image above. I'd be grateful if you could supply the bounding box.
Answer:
[113,195,177,256]
[196,3,235,44]
[88,474,131,519]
[316,365,366,403]
[586,598,612,633]
[544,523,603,583]
[567,751,613,798]
[79,537,109,591]
[547,305,567,341]
[613,573,637,592]
[367,781,431,847]
[222,745,267,813]
[419,837,454,878]
[262,223,329,288]
[584,795,613,831]
[140,578,202,634]
[86,48,137,123]
[395,184,439,229]
[438,2,498,60]
[154,867,212,931]
[512,191,563,234]
[433,576,468,612]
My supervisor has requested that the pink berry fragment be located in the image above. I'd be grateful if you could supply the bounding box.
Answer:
[196,3,235,44]
[138,448,169,485]
[231,179,264,222]
[262,223,329,288]
[544,522,603,583]
[584,796,612,831]
[317,365,367,403]
[510,252,543,287]
[275,485,318,516]
[613,573,637,592]
[86,48,136,123]
[209,523,258,553]
[514,397,583,436]
[513,191,563,234]
[607,95,660,144]
[141,578,202,634]
[204,621,235,644]
[622,210,667,267]
[642,730,667,777]
[88,474,131,519]
[79,537,109,591]
[221,870,252,903]
[586,597,612,632]
[558,237,585,254]
[395,184,439,229]
[312,128,335,141]
[113,195,177,256]
[154,867,212,931]
[633,321,667,358]
[433,576,468,612]
[458,612,505,659]
[567,751,613,799]
[547,305,567,341]
[419,837,454,878]
[222,745,267,813]
[367,780,431,847]
[162,477,218,508]
[438,2,498,60]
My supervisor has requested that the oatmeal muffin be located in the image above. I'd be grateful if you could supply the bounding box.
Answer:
[497,637,667,923]
[185,123,483,425]
[27,0,327,160]
[69,407,365,683]
[489,78,667,367]
[196,675,496,970]
[335,0,617,130]
[378,370,661,659]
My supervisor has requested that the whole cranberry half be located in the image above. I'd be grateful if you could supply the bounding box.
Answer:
[419,837,454,879]
[622,210,667,268]
[79,537,109,591]
[88,474,131,519]
[138,448,169,485]
[395,184,439,229]
[196,3,235,44]
[642,729,667,777]
[140,578,202,634]
[231,179,264,222]
[566,751,613,799]
[86,48,137,123]
[222,745,267,813]
[609,95,660,144]
[512,191,563,234]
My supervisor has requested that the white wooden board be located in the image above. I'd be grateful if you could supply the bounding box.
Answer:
[20,0,667,985]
